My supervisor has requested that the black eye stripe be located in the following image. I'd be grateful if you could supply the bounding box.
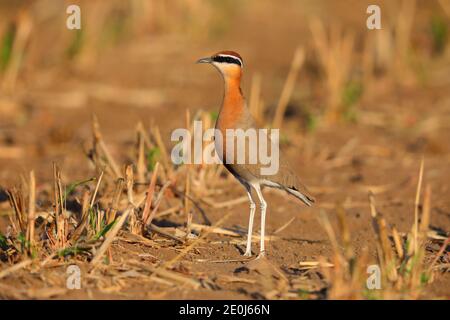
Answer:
[213,55,242,66]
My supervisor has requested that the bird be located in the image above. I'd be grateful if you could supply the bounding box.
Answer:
[197,50,315,258]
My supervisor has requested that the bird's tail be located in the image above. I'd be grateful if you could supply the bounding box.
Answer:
[286,187,315,207]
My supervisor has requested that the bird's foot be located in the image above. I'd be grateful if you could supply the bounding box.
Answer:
[256,251,266,259]
[243,250,252,257]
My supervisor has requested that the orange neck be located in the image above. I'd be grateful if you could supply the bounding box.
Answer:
[218,73,245,130]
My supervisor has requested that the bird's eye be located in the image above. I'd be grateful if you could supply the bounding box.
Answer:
[213,55,242,67]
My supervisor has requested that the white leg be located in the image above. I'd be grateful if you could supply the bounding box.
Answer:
[253,184,267,256]
[244,190,256,257]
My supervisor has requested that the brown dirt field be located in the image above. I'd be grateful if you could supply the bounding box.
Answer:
[0,0,449,299]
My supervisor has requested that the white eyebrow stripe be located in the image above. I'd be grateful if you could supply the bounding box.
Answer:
[216,54,243,67]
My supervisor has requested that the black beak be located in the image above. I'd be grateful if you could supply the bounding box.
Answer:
[196,57,213,64]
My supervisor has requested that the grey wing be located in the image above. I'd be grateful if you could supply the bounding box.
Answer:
[242,143,315,206]
[266,155,315,206]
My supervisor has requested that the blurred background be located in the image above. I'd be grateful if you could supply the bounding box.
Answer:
[0,0,449,185]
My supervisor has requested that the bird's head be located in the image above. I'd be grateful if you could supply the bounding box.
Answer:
[197,50,243,80]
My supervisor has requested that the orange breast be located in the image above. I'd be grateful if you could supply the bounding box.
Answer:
[216,77,244,131]
[215,76,245,163]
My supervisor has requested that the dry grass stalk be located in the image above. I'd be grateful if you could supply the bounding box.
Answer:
[336,205,352,259]
[217,275,256,284]
[136,125,147,184]
[414,157,424,252]
[368,192,397,282]
[189,223,240,237]
[208,164,225,188]
[106,178,124,225]
[318,173,438,299]
[309,19,355,123]
[200,111,212,172]
[70,190,91,244]
[145,180,171,228]
[427,236,450,274]
[125,165,141,234]
[137,121,154,150]
[150,126,171,179]
[393,0,416,82]
[407,179,431,294]
[366,1,417,84]
[249,73,264,125]
[152,211,233,281]
[53,164,68,249]
[368,191,386,268]
[90,171,104,208]
[378,216,398,282]
[317,210,340,253]
[420,184,431,234]
[0,259,32,280]
[141,162,159,230]
[90,208,132,266]
[201,195,248,208]
[1,10,33,93]
[186,110,228,196]
[129,260,201,289]
[272,47,305,129]
[378,162,436,296]
[118,232,160,249]
[26,171,36,250]
[392,227,404,260]
[92,115,121,178]
[185,167,192,237]
[125,165,135,206]
[273,217,295,235]
[187,108,194,141]
[147,224,184,243]
[6,187,26,235]
[318,210,346,297]
[298,261,334,270]
[156,205,182,218]
[316,209,368,298]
